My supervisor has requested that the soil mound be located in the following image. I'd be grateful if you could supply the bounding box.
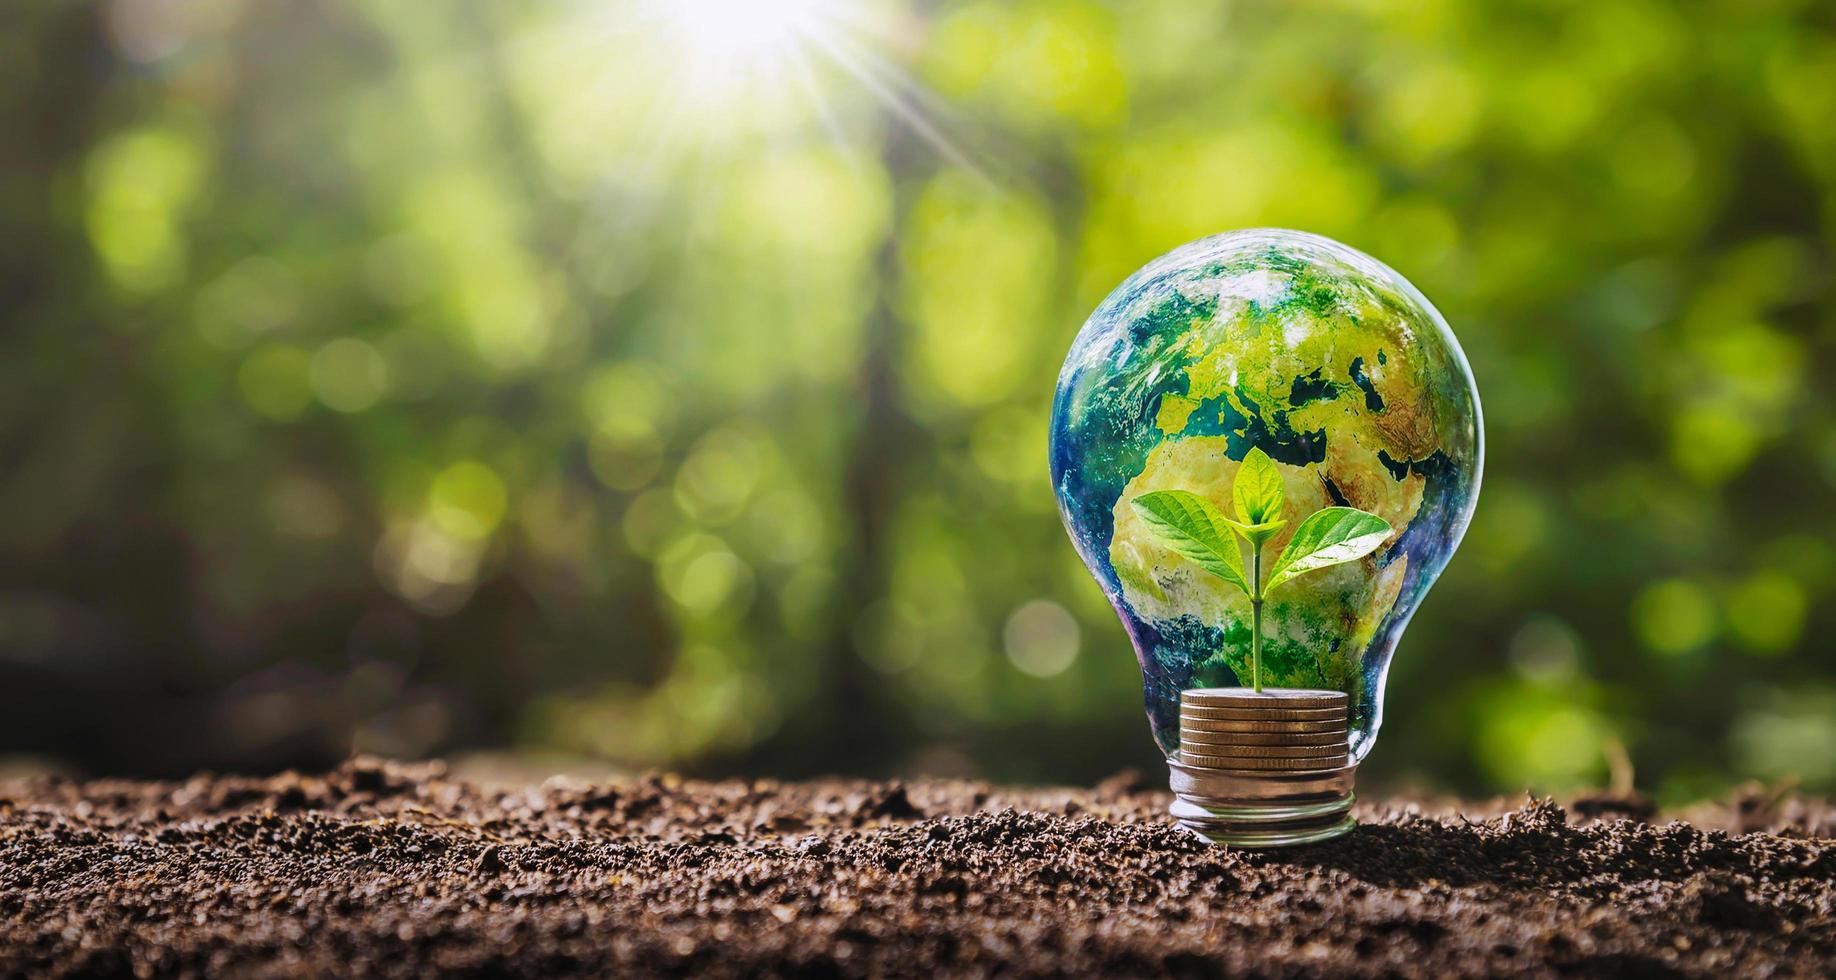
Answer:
[2,758,1831,977]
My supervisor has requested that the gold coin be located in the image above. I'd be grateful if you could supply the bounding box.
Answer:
[1181,751,1348,771]
[1181,705,1346,722]
[1181,688,1347,709]
[1180,741,1347,760]
[1177,718,1348,734]
[1179,728,1347,747]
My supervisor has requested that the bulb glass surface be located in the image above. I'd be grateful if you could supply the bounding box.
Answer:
[1051,230,1482,761]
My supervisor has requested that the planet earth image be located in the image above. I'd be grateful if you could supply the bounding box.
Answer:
[1050,229,1482,759]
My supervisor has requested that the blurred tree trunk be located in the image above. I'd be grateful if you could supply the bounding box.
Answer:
[814,128,930,775]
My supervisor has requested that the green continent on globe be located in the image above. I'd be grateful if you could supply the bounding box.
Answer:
[1050,230,1481,757]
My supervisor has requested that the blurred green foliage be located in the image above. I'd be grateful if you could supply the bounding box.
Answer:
[2,0,1834,800]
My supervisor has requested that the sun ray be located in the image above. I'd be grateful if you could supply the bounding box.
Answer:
[798,17,989,178]
[514,0,991,175]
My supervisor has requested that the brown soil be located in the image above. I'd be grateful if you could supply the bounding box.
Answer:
[1,758,1832,978]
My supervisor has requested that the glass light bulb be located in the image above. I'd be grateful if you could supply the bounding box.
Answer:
[1050,229,1482,843]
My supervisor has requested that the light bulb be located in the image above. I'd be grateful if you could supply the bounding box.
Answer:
[1050,229,1482,845]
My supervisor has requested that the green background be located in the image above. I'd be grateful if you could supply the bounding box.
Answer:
[3,0,1834,803]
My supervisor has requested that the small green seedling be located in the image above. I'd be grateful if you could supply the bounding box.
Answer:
[1130,447,1392,692]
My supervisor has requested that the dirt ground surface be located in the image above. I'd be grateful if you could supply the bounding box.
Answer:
[1,758,1833,978]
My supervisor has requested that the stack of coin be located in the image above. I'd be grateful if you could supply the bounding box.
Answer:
[1179,688,1348,773]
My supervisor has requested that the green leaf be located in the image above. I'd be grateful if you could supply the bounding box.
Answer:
[1129,490,1252,596]
[1264,507,1393,594]
[1222,516,1286,549]
[1232,447,1285,525]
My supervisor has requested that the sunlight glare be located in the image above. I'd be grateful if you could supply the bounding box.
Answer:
[658,0,832,74]
[526,0,983,176]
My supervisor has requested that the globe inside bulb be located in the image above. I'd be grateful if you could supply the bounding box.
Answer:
[1050,229,1482,763]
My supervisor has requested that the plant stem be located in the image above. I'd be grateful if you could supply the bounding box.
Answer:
[1250,545,1264,692]
[1251,598,1263,692]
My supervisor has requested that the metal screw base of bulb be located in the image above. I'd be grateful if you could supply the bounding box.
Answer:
[1167,760,1357,848]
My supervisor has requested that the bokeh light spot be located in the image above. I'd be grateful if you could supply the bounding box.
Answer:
[583,363,669,442]
[311,338,389,413]
[1630,578,1715,656]
[428,461,509,541]
[84,125,206,293]
[1475,685,1612,791]
[193,257,302,348]
[237,346,315,422]
[1003,599,1080,678]
[1733,689,1836,786]
[674,428,767,525]
[658,534,754,617]
[1724,571,1807,657]
[621,490,680,559]
[1507,615,1582,685]
[853,600,926,675]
